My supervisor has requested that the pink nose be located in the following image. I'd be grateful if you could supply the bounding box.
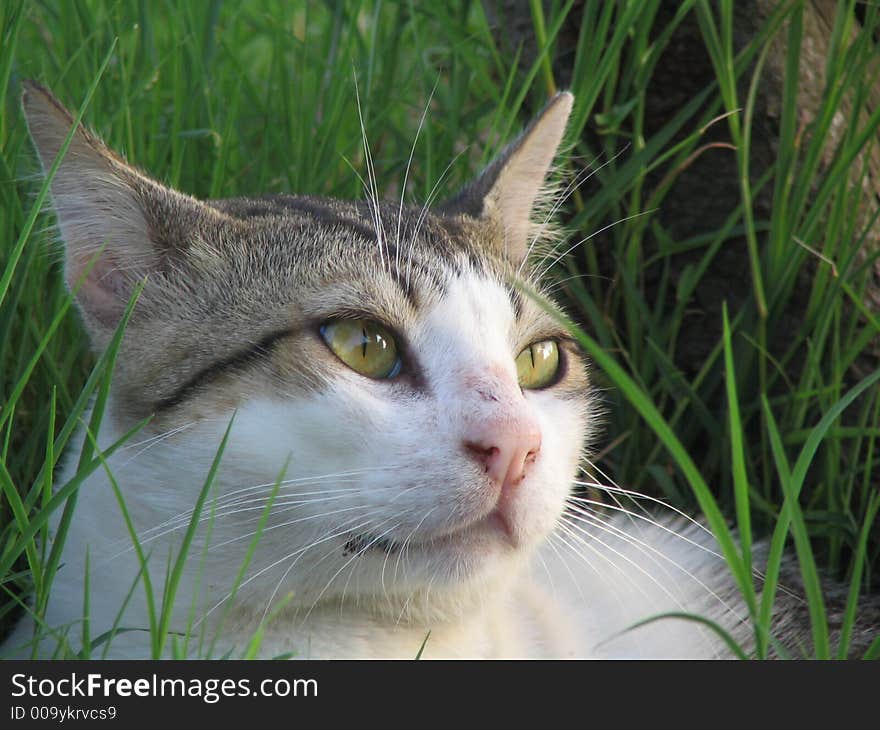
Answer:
[464,419,542,492]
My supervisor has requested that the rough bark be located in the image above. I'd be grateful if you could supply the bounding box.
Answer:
[642,0,880,371]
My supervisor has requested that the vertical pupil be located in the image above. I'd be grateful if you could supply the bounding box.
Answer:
[362,326,367,359]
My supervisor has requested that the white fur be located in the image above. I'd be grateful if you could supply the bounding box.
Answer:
[3,268,745,659]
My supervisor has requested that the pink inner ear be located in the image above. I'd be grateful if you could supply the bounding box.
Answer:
[66,250,134,327]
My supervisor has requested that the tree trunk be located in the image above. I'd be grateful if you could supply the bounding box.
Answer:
[486,0,880,373]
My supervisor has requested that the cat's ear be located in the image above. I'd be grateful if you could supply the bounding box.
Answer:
[21,81,204,343]
[442,92,573,263]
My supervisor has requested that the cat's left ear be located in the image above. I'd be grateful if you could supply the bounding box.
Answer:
[442,92,573,264]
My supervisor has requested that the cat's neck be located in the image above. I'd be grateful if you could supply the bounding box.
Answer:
[219,574,581,659]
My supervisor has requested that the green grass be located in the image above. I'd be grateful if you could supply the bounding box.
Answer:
[1,0,878,658]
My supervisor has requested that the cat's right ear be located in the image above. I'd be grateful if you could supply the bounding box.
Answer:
[441,92,573,265]
[21,81,203,345]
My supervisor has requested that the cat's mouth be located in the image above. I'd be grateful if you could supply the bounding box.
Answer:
[344,510,513,558]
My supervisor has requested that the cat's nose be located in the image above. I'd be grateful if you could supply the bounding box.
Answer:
[463,418,542,491]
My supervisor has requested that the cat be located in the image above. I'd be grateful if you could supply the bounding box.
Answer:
[2,81,874,659]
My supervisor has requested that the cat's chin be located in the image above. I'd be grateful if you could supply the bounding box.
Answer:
[416,509,516,551]
[354,507,525,562]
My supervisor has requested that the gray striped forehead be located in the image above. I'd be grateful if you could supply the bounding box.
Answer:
[204,193,523,310]
[117,192,566,421]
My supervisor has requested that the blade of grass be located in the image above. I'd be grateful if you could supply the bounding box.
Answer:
[36,279,145,619]
[835,490,880,659]
[205,455,289,659]
[619,611,749,660]
[84,425,159,648]
[154,412,235,657]
[722,304,753,579]
[763,398,830,658]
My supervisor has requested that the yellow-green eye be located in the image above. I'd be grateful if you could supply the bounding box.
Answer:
[515,340,560,389]
[320,319,402,379]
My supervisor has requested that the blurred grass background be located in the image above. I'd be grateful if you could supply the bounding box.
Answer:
[1,0,878,657]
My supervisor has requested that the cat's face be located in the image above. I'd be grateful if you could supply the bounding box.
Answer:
[23,83,593,618]
[185,215,593,612]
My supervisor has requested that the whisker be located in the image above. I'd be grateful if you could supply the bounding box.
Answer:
[550,523,647,600]
[107,486,386,562]
[533,209,657,282]
[519,146,629,277]
[544,530,634,629]
[566,494,724,561]
[353,71,385,270]
[564,504,747,622]
[208,503,373,551]
[554,520,683,610]
[396,79,438,272]
[392,507,436,584]
[574,469,715,537]
[197,512,379,629]
[126,466,398,542]
[117,422,195,456]
[406,146,469,289]
[300,517,402,624]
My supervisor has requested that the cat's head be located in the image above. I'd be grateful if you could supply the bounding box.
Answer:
[23,82,594,620]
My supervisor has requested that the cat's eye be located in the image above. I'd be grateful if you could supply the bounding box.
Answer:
[320,319,402,379]
[515,340,560,389]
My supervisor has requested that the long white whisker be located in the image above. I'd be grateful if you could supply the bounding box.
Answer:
[259,508,387,623]
[406,146,469,289]
[396,79,438,272]
[564,505,747,622]
[107,488,367,560]
[544,529,633,628]
[197,512,378,629]
[533,209,657,282]
[574,470,715,538]
[353,71,385,270]
[519,147,629,277]
[209,504,372,551]
[566,494,724,561]
[555,520,684,610]
[127,466,397,544]
[551,523,646,600]
[117,422,195,456]
[300,517,402,624]
[391,506,437,585]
